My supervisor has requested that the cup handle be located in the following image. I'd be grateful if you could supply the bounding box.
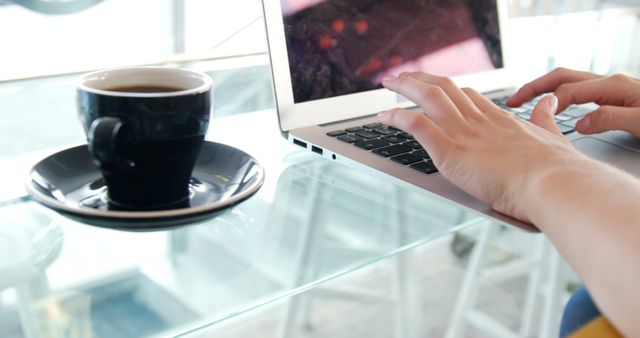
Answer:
[88,117,131,165]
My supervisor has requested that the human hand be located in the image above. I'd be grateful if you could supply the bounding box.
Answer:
[378,72,591,222]
[508,68,640,137]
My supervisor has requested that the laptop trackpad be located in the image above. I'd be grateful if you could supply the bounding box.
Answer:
[573,137,640,177]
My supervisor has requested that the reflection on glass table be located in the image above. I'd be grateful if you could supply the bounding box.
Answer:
[0,111,484,338]
[182,220,572,338]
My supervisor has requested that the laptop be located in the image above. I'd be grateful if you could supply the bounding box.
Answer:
[262,0,640,230]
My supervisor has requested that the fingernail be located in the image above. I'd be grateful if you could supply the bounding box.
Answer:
[545,95,558,113]
[382,75,397,83]
[577,115,591,131]
[378,110,390,118]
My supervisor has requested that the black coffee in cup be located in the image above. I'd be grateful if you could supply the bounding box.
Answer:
[77,67,213,210]
[107,85,185,93]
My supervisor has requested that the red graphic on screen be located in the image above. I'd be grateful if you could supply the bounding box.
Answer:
[332,19,345,33]
[318,34,332,49]
[355,20,369,35]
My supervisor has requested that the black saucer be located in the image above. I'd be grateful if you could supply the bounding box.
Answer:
[26,141,265,230]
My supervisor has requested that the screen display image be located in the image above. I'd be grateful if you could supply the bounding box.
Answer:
[281,0,503,103]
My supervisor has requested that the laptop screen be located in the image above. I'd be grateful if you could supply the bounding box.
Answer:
[281,0,504,104]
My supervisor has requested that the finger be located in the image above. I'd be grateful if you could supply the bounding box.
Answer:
[377,108,450,158]
[576,106,640,137]
[529,95,562,136]
[462,87,511,120]
[402,72,483,121]
[382,75,466,129]
[554,75,638,113]
[508,68,601,107]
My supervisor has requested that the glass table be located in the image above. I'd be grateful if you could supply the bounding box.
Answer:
[0,98,488,337]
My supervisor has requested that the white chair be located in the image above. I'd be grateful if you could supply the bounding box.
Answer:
[0,203,63,338]
[445,222,576,338]
[275,158,477,338]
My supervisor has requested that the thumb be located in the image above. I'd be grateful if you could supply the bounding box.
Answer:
[576,106,640,137]
[529,94,562,136]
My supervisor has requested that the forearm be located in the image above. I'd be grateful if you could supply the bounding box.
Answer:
[523,157,640,336]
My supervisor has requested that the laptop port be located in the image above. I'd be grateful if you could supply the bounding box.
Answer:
[311,145,323,155]
[293,139,307,148]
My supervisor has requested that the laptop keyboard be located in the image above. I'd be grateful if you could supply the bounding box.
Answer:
[327,122,439,175]
[326,95,589,175]
[491,96,588,133]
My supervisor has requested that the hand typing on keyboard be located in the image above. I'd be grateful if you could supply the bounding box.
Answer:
[378,70,640,338]
[379,71,584,222]
[508,68,640,137]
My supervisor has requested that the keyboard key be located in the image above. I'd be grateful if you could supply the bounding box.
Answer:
[410,161,439,174]
[355,130,380,139]
[373,127,396,136]
[391,153,422,165]
[382,135,405,144]
[508,107,529,114]
[338,134,364,143]
[559,124,576,135]
[327,130,346,137]
[517,112,532,120]
[561,119,578,128]
[397,132,414,139]
[554,114,573,122]
[346,126,364,133]
[491,98,507,107]
[364,123,382,129]
[373,144,412,157]
[404,140,423,150]
[412,150,431,160]
[563,106,589,118]
[355,139,389,150]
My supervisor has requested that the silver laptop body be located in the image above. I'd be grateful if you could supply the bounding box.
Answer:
[262,0,640,230]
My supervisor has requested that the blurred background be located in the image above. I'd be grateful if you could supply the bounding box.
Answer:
[1,0,638,160]
[0,0,637,81]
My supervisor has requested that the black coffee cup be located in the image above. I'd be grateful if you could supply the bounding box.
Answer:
[77,67,212,210]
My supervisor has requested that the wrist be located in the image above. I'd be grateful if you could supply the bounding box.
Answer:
[515,151,601,225]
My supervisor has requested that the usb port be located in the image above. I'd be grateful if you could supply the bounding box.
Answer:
[311,145,323,155]
[293,139,307,148]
